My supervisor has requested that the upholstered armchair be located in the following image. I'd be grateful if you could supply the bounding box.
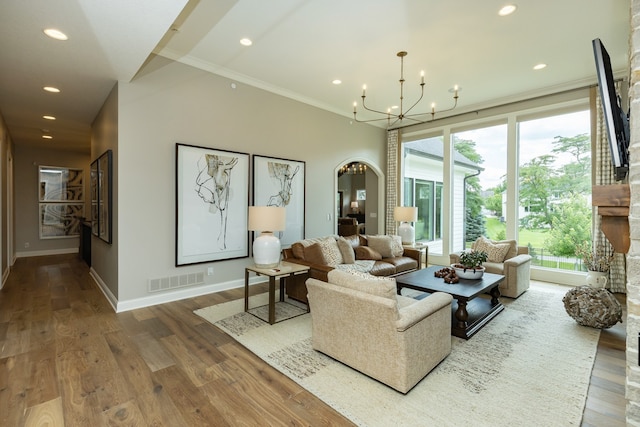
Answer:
[337,217,358,236]
[450,236,531,298]
[306,270,453,393]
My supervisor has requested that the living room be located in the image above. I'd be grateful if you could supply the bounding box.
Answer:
[0,0,637,425]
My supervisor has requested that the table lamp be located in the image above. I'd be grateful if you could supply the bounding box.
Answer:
[394,206,418,245]
[351,201,359,213]
[248,206,286,268]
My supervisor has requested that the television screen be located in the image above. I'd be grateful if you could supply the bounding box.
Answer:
[592,38,629,181]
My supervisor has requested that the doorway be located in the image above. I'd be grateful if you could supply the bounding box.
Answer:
[335,159,384,235]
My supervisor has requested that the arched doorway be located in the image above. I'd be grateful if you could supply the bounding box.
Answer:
[334,159,384,235]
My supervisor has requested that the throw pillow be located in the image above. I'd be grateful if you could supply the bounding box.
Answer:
[317,237,343,266]
[390,235,404,257]
[474,236,511,263]
[337,236,356,264]
[327,270,397,300]
[355,246,383,260]
[304,243,327,265]
[366,235,395,258]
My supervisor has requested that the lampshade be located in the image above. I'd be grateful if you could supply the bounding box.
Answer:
[350,201,359,209]
[248,206,286,232]
[394,206,418,245]
[248,206,286,268]
[394,206,418,222]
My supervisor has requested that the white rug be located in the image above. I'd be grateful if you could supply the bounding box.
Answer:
[195,286,600,427]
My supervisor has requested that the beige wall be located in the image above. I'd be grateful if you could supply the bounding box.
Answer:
[13,145,90,257]
[114,56,385,304]
[91,83,119,299]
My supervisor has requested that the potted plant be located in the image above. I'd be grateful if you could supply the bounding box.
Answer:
[452,249,488,279]
[575,242,614,288]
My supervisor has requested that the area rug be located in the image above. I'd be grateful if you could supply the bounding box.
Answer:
[195,286,600,426]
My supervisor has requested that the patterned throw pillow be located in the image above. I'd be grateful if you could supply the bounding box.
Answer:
[337,236,356,264]
[317,237,343,266]
[474,236,511,263]
[390,235,404,257]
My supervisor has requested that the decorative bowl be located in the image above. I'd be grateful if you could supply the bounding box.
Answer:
[451,264,485,280]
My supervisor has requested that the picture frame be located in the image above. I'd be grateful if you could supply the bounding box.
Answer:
[176,143,250,266]
[252,155,305,248]
[38,165,84,239]
[90,150,113,243]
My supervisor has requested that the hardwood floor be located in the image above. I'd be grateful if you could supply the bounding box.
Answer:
[0,255,626,426]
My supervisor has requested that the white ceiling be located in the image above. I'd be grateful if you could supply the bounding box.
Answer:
[0,0,630,153]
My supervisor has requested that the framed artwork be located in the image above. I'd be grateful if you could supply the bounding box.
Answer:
[176,143,250,266]
[90,150,113,243]
[252,155,305,248]
[38,166,84,239]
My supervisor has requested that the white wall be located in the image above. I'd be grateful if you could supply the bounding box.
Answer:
[114,56,385,304]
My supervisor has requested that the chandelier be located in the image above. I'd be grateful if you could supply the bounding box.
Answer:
[339,162,367,176]
[352,51,460,128]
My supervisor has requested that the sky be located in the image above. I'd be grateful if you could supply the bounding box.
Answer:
[455,110,591,190]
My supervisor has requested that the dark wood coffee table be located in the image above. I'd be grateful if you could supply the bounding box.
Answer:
[396,265,505,339]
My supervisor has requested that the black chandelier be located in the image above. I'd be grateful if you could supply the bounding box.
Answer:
[352,51,460,128]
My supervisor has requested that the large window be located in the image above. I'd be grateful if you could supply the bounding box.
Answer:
[518,110,591,271]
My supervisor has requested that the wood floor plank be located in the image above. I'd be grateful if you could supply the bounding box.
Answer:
[132,331,175,372]
[23,396,64,427]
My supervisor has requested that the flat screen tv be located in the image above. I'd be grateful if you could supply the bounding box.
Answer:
[592,38,629,181]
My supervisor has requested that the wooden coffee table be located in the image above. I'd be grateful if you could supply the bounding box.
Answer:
[396,265,505,339]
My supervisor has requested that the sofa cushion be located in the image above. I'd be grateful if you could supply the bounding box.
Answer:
[327,270,397,300]
[381,256,418,273]
[369,261,397,276]
[367,235,403,258]
[292,236,330,260]
[337,236,356,264]
[473,236,513,262]
[355,246,382,260]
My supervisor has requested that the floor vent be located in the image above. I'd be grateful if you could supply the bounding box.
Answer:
[148,272,205,293]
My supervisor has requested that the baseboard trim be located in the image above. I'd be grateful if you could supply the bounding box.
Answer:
[15,248,78,258]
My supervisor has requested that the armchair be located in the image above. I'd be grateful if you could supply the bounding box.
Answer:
[306,270,452,393]
[450,237,531,298]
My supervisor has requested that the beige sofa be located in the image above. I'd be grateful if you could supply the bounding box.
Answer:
[306,270,453,393]
[450,236,531,298]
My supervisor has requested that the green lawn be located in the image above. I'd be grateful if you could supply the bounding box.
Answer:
[484,217,548,248]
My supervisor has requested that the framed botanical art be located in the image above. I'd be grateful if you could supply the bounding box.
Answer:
[90,150,113,243]
[176,143,250,266]
[38,165,84,239]
[252,155,305,248]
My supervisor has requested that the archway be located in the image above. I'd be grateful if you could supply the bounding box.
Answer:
[334,158,385,235]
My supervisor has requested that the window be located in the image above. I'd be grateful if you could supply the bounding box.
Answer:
[518,110,591,271]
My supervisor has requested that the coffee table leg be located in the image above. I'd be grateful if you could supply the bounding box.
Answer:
[454,298,469,329]
[490,285,501,306]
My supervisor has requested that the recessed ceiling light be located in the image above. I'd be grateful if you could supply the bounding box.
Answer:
[391,106,399,110]
[240,38,252,46]
[42,135,53,140]
[43,28,68,41]
[43,115,56,120]
[43,86,60,93]
[498,5,517,16]
[332,79,342,85]
[533,63,547,70]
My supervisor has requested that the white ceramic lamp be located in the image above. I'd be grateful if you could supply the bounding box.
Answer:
[351,201,359,213]
[394,206,418,245]
[248,206,286,268]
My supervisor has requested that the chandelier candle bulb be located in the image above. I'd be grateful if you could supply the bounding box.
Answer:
[421,71,425,84]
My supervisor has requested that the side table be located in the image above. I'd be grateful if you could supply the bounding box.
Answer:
[403,242,428,267]
[244,261,310,324]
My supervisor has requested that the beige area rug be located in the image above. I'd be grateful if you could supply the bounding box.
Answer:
[195,286,600,427]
